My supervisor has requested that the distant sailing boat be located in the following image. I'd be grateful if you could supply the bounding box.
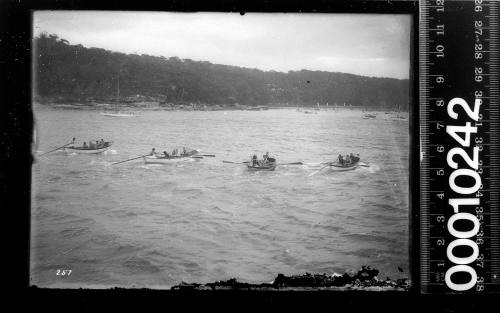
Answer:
[100,75,136,117]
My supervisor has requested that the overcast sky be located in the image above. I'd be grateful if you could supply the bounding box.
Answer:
[33,11,411,79]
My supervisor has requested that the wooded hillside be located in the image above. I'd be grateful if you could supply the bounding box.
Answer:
[34,34,409,109]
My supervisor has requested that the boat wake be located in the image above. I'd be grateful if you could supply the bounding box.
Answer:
[363,164,380,173]
[104,149,118,155]
[89,159,114,167]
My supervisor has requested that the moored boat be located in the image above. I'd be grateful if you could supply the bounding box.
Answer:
[100,112,136,117]
[100,73,137,117]
[363,113,377,119]
[65,141,113,154]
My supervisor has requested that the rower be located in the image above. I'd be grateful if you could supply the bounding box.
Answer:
[182,147,187,155]
[263,152,269,163]
[89,141,95,149]
[252,154,258,166]
[350,153,359,163]
[163,151,169,157]
[338,154,344,165]
[83,142,88,148]
[150,148,156,156]
[345,154,351,165]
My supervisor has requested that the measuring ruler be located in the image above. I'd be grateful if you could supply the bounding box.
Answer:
[420,0,499,293]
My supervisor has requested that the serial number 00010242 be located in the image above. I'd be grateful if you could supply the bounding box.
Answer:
[420,0,499,293]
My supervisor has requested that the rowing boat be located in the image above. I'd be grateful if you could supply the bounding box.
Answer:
[143,150,199,164]
[65,142,113,154]
[247,157,277,171]
[247,162,277,171]
[329,162,359,171]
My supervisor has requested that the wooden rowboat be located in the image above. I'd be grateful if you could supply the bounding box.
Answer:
[143,150,199,164]
[100,112,136,117]
[247,157,277,171]
[65,142,113,154]
[329,161,359,171]
[247,162,277,171]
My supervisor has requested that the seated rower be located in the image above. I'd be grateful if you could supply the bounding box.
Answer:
[83,142,88,148]
[163,151,169,158]
[338,154,344,165]
[263,152,269,163]
[182,147,187,155]
[252,154,258,166]
[345,154,351,165]
[150,148,157,156]
[350,153,359,163]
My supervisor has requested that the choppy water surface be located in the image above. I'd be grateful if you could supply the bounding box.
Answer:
[31,108,409,288]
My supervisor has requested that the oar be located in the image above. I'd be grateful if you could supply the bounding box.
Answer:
[308,162,333,177]
[112,154,149,165]
[38,142,73,156]
[191,156,204,159]
[279,162,303,165]
[222,160,249,164]
[199,154,215,157]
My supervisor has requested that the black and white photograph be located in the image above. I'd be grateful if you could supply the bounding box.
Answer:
[30,11,412,290]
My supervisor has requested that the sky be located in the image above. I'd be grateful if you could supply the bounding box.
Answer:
[33,11,411,79]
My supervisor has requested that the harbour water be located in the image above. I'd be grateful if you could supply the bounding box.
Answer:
[31,107,410,288]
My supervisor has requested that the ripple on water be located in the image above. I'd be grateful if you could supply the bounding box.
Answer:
[65,170,83,176]
[123,255,162,274]
[35,193,58,202]
[345,247,383,258]
[342,233,394,244]
[59,226,92,239]
[172,188,204,199]
[155,181,177,189]
[107,208,139,219]
[47,175,62,183]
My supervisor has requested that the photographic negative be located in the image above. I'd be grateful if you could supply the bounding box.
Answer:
[30,11,412,290]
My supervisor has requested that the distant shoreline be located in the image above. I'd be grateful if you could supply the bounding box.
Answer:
[33,102,409,113]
